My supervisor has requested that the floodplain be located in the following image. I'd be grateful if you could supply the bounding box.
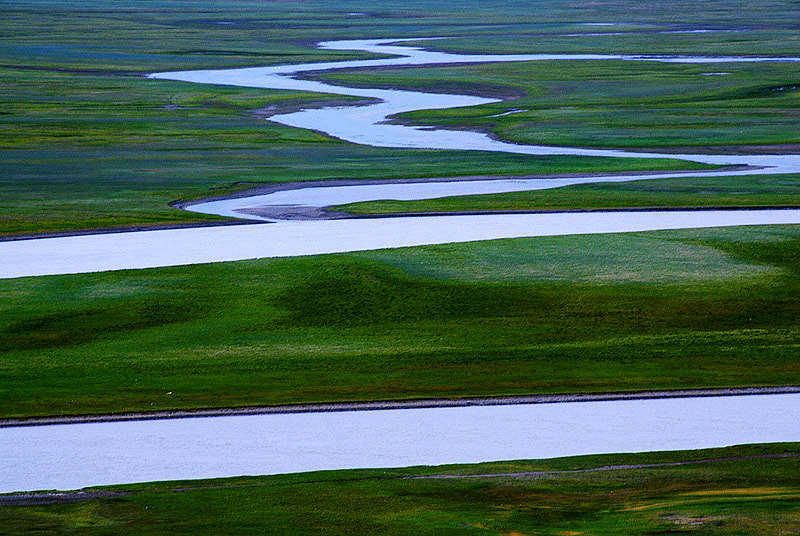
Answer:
[1,1,799,531]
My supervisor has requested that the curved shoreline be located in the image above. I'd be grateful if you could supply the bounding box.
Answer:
[177,166,756,220]
[177,166,745,208]
[3,385,799,428]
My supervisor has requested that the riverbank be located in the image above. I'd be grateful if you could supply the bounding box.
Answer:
[2,442,799,533]
[3,448,798,506]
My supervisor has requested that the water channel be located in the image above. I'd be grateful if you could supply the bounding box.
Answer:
[2,393,799,493]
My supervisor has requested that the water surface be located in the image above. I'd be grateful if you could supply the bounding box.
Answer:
[3,209,800,278]
[2,394,798,493]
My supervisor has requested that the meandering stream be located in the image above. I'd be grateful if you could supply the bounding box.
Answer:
[3,38,800,279]
[151,38,800,168]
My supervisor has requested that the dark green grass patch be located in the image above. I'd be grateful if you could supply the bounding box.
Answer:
[2,225,799,419]
[1,443,799,535]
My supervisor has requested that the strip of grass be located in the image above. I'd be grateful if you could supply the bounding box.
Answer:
[2,225,799,419]
[334,174,800,215]
[322,59,800,149]
[1,443,798,534]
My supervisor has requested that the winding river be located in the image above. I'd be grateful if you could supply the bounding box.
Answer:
[3,38,800,278]
[149,38,800,221]
[152,38,800,168]
[3,38,800,493]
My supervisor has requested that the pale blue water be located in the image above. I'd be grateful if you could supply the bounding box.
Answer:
[2,394,798,493]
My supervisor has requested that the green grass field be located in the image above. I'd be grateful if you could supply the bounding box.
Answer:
[2,443,799,534]
[0,1,798,418]
[3,0,800,529]
[0,67,709,237]
[3,225,799,419]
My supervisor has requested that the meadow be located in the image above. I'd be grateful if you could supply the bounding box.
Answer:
[2,224,799,419]
[0,67,705,237]
[2,0,800,418]
[2,443,798,534]
[2,1,800,523]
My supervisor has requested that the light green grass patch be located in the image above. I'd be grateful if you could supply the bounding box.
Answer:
[357,233,780,284]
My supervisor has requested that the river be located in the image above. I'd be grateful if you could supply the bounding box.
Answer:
[2,393,799,493]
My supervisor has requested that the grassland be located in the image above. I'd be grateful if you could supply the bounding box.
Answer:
[2,224,799,419]
[2,443,799,534]
[1,0,798,418]
[3,0,800,529]
[2,1,800,236]
[0,66,710,237]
